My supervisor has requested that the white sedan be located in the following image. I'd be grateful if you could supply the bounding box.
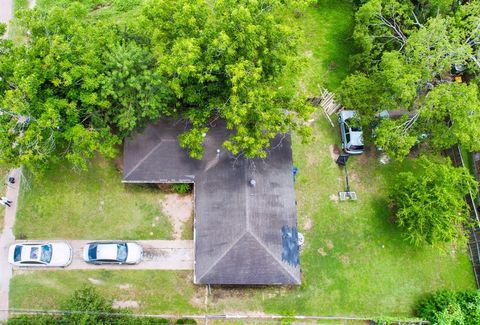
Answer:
[83,241,143,265]
[8,242,73,267]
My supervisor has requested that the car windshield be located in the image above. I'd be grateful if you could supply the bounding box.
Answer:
[117,243,128,262]
[13,246,22,262]
[88,244,98,260]
[40,245,52,263]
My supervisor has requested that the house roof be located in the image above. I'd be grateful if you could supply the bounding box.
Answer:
[123,119,300,285]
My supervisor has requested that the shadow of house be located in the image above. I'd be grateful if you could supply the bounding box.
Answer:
[123,119,300,285]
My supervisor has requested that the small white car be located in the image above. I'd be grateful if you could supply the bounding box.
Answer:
[8,242,73,267]
[83,241,143,265]
[339,110,364,155]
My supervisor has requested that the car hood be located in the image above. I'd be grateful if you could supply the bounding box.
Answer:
[125,243,143,264]
[50,243,73,266]
[350,131,364,146]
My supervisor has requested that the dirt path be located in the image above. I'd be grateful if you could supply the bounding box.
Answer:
[12,240,194,270]
[162,193,193,240]
[0,168,21,321]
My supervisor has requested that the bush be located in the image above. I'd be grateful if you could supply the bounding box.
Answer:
[112,0,141,12]
[7,314,60,324]
[175,318,197,324]
[390,156,477,247]
[417,289,480,325]
[171,183,192,194]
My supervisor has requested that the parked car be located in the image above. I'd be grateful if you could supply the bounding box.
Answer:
[8,242,72,267]
[338,110,364,155]
[83,241,143,265]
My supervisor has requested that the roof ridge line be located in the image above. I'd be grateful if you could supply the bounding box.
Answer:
[196,230,247,283]
[124,139,164,180]
[247,230,300,284]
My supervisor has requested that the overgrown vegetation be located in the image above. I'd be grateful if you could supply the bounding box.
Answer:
[417,289,480,324]
[339,0,480,160]
[0,0,314,172]
[390,155,477,247]
[171,183,192,195]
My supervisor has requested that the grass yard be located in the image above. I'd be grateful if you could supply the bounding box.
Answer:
[9,0,477,320]
[299,0,356,93]
[15,157,173,240]
[10,270,201,314]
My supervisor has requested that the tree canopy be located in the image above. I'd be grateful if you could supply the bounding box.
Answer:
[390,156,477,247]
[0,0,313,171]
[339,0,480,159]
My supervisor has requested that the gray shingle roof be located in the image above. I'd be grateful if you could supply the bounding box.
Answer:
[123,119,300,285]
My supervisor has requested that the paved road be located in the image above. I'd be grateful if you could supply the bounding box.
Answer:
[12,240,194,270]
[0,169,22,321]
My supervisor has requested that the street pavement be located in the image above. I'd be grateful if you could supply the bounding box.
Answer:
[0,169,22,321]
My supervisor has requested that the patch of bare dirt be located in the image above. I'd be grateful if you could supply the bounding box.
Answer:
[329,194,339,202]
[88,278,103,285]
[329,144,341,162]
[317,247,327,256]
[114,151,123,172]
[303,216,313,231]
[304,49,313,58]
[189,290,205,308]
[112,300,139,309]
[162,193,193,240]
[349,171,359,182]
[338,255,350,265]
[306,151,318,167]
[299,79,307,94]
[326,239,334,249]
[117,284,131,290]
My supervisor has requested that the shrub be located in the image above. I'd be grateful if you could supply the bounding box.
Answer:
[417,289,480,325]
[171,183,192,194]
[175,318,197,324]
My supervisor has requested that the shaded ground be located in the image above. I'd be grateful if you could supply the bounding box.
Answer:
[15,158,173,240]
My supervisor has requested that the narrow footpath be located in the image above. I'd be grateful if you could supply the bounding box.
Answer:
[0,169,22,321]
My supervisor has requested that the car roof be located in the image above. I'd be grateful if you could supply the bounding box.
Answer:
[19,244,43,262]
[94,243,119,260]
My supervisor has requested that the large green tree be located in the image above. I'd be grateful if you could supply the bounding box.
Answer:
[339,0,480,159]
[390,156,477,247]
[143,0,313,158]
[0,0,313,171]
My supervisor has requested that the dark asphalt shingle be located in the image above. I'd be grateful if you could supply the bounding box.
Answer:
[123,119,300,285]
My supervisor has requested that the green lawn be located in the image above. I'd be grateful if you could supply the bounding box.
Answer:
[299,0,356,93]
[15,158,173,240]
[9,0,477,320]
[10,270,201,314]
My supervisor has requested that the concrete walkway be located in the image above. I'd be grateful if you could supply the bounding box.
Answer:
[12,240,194,270]
[0,169,22,321]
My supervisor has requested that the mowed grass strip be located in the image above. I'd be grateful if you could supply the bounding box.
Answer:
[10,270,202,314]
[15,158,173,240]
